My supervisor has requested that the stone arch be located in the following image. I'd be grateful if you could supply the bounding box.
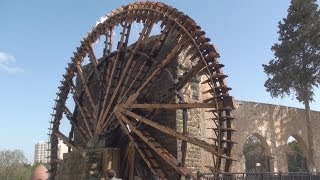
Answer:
[251,133,271,156]
[242,133,274,172]
[285,134,308,171]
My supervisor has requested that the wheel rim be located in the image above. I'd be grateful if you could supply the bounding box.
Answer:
[49,2,235,179]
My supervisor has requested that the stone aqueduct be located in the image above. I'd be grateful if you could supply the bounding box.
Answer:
[231,100,320,172]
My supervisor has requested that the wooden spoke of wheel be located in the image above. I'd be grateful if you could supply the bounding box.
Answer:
[115,111,192,176]
[54,131,82,151]
[117,108,228,157]
[84,43,101,83]
[70,84,93,138]
[126,37,188,104]
[114,113,164,178]
[161,61,205,102]
[75,62,98,120]
[113,21,181,104]
[103,27,113,56]
[97,17,156,134]
[97,21,131,128]
[61,104,88,142]
[116,58,147,104]
[119,102,221,109]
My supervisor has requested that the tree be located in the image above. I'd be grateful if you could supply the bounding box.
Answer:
[243,136,269,172]
[263,0,320,171]
[287,140,306,172]
[0,149,33,179]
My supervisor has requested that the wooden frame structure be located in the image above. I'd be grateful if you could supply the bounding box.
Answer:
[48,2,235,179]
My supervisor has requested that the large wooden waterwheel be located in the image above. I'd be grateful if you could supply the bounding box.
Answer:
[49,2,235,179]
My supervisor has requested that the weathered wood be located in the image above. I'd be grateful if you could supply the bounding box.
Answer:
[103,27,113,56]
[86,44,98,66]
[70,86,93,138]
[54,131,82,151]
[97,22,131,132]
[114,112,161,177]
[119,108,226,157]
[207,128,236,132]
[129,145,135,180]
[75,63,97,120]
[117,59,147,104]
[98,19,155,134]
[126,38,187,104]
[119,103,220,109]
[115,111,192,176]
[50,2,236,178]
[61,104,88,142]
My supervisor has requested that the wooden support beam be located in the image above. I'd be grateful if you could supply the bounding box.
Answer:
[103,27,113,56]
[119,108,226,157]
[129,145,135,180]
[181,107,188,167]
[115,111,191,176]
[86,44,98,66]
[61,104,88,142]
[117,59,147,104]
[97,19,155,134]
[119,103,221,109]
[125,38,187,104]
[97,22,131,132]
[114,113,161,177]
[85,44,101,84]
[161,61,204,102]
[75,63,97,120]
[54,131,82,151]
[70,85,93,138]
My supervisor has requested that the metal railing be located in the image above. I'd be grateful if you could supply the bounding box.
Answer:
[199,172,320,180]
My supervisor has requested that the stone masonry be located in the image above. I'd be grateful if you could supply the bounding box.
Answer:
[179,99,320,173]
[231,100,320,172]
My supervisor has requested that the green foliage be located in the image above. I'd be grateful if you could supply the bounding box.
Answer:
[243,136,269,172]
[287,140,306,172]
[263,0,320,104]
[0,149,33,180]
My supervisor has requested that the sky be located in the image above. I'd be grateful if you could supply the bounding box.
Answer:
[0,0,319,162]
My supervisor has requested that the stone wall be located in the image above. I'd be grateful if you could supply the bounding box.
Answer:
[231,100,320,172]
[177,98,320,173]
[54,148,120,180]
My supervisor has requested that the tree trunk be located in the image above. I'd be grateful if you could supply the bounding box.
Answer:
[304,101,315,171]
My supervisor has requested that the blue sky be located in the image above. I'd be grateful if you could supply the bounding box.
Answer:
[0,0,319,162]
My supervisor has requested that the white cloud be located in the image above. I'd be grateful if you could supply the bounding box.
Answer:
[0,52,24,74]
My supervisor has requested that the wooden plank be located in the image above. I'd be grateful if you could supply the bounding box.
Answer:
[97,22,131,132]
[115,111,190,176]
[181,107,188,167]
[103,27,113,56]
[125,38,187,104]
[119,103,221,109]
[86,44,98,65]
[117,59,147,103]
[129,146,135,180]
[76,63,97,120]
[85,44,101,83]
[96,61,108,127]
[97,57,112,120]
[207,128,236,132]
[119,108,226,157]
[70,85,93,138]
[119,113,191,176]
[113,112,160,177]
[61,104,88,142]
[201,74,228,84]
[98,19,154,134]
[54,131,82,151]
